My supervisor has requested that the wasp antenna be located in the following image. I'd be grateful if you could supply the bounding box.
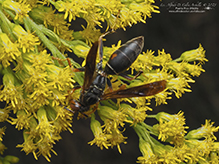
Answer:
[64,106,75,113]
[81,112,88,118]
[100,10,120,39]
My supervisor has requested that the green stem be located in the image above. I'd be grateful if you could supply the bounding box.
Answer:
[25,17,63,60]
[146,114,156,118]
[23,17,32,32]
[100,100,118,110]
[133,123,155,146]
[0,8,16,41]
[139,122,158,136]
[25,17,84,85]
[172,57,182,62]
[2,66,21,86]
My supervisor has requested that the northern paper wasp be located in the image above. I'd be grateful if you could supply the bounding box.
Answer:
[63,31,166,116]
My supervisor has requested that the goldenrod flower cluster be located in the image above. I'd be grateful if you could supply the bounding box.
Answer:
[0,0,217,163]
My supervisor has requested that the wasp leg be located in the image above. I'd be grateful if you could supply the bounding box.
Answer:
[68,85,81,95]
[79,112,88,118]
[58,101,76,114]
[52,57,86,73]
[97,30,115,71]
[72,67,85,72]
[52,57,72,67]
[67,100,89,118]
[96,9,120,70]
[118,70,143,81]
[97,12,121,70]
[63,106,75,113]
[78,103,98,119]
[106,78,113,92]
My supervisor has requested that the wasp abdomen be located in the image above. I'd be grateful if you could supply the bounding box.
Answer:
[105,36,144,75]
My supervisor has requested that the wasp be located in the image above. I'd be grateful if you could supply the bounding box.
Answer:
[67,31,166,116]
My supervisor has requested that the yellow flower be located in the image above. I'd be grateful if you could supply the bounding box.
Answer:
[16,130,37,158]
[79,25,102,46]
[121,103,147,125]
[92,107,129,153]
[46,105,73,134]
[209,152,219,164]
[36,107,56,141]
[47,65,74,91]
[89,114,110,150]
[0,84,24,111]
[183,62,206,77]
[142,69,170,83]
[154,91,172,106]
[179,44,207,63]
[0,127,6,142]
[0,69,25,111]
[0,108,10,122]
[35,107,60,161]
[107,129,127,154]
[212,142,219,152]
[167,77,194,98]
[55,0,89,22]
[33,6,73,39]
[156,49,172,65]
[0,33,21,68]
[118,1,159,30]
[129,97,151,109]
[186,120,219,141]
[160,144,197,163]
[71,42,90,59]
[97,0,123,19]
[185,139,215,162]
[155,111,189,145]
[8,110,31,130]
[167,61,189,77]
[35,137,58,162]
[24,50,52,71]
[137,138,155,163]
[12,25,40,53]
[98,106,131,133]
[2,0,31,21]
[22,62,47,91]
[28,85,52,110]
[132,50,157,71]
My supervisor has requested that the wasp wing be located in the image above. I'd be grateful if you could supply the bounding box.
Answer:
[82,41,98,93]
[101,80,167,100]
